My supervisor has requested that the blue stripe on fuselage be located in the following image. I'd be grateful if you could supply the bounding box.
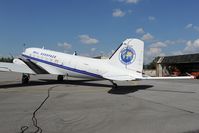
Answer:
[22,54,102,78]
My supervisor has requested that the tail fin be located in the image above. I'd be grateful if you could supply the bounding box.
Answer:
[109,38,144,73]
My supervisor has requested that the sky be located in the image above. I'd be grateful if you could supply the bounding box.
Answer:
[0,0,199,64]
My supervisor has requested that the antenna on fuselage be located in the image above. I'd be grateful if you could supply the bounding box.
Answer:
[23,43,26,51]
[23,43,26,52]
[73,51,77,55]
[42,46,45,49]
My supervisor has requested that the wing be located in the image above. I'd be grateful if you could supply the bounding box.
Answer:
[0,58,50,74]
[0,62,35,74]
[20,58,49,74]
[102,72,136,81]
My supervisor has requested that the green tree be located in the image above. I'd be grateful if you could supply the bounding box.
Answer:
[0,57,13,62]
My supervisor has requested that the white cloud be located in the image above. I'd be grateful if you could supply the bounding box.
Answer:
[118,0,140,4]
[193,26,199,32]
[185,23,193,29]
[126,0,140,4]
[57,42,72,49]
[164,39,187,45]
[136,28,145,34]
[148,47,162,55]
[184,39,199,53]
[145,47,165,64]
[141,33,154,41]
[171,51,183,56]
[148,16,155,21]
[185,23,199,32]
[150,41,167,48]
[112,9,125,17]
[79,34,99,45]
[128,9,133,14]
[91,48,96,52]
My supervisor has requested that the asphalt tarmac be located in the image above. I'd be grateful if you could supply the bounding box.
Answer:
[0,72,199,133]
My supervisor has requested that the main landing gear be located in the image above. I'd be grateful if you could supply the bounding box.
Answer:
[21,74,65,84]
[110,80,118,88]
[57,75,64,82]
[22,74,30,84]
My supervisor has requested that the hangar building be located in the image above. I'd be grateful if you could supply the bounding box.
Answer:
[156,53,199,78]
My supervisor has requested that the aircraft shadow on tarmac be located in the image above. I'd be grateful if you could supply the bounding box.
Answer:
[108,85,153,95]
[0,79,153,94]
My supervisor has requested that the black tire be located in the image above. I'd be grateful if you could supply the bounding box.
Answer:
[22,74,30,84]
[113,83,118,88]
[57,75,64,81]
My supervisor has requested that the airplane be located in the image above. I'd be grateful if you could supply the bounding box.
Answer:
[0,38,195,88]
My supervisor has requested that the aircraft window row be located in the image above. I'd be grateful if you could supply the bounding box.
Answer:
[40,53,56,58]
[31,53,59,64]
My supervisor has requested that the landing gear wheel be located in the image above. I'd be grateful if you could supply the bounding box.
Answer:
[113,83,118,88]
[109,80,118,88]
[57,75,64,82]
[22,74,30,84]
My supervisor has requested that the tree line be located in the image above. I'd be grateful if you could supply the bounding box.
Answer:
[0,57,13,62]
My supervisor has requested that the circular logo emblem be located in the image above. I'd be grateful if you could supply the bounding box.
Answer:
[119,47,136,65]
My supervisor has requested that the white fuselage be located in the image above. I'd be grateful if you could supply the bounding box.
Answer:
[22,48,130,79]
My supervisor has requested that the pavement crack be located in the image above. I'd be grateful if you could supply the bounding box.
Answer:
[134,96,196,114]
[19,85,59,133]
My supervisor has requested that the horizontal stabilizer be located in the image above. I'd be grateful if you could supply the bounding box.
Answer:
[102,73,135,81]
[139,76,195,80]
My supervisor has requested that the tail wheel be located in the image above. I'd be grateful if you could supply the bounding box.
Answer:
[57,75,64,81]
[109,80,118,88]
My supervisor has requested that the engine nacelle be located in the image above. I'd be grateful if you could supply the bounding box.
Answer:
[13,58,26,65]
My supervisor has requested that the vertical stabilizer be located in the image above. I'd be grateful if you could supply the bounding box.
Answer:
[109,38,144,73]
